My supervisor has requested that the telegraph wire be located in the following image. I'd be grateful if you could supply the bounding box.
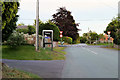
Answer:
[19,18,112,21]
[96,0,118,11]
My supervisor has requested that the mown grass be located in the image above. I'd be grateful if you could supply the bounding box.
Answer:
[104,47,120,50]
[87,43,120,50]
[2,45,66,60]
[96,43,113,46]
[2,63,41,78]
[87,43,113,46]
[0,45,1,59]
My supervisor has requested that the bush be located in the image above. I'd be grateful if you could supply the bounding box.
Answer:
[16,25,35,35]
[85,41,91,44]
[39,22,60,41]
[80,37,87,43]
[17,28,28,34]
[67,37,72,44]
[7,31,26,48]
[28,25,35,35]
[72,41,76,44]
[62,36,72,44]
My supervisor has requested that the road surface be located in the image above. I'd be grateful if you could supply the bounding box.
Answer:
[2,59,64,78]
[2,44,118,78]
[62,45,118,78]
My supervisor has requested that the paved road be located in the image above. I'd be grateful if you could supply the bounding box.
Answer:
[58,43,107,48]
[62,45,118,78]
[2,44,118,78]
[2,59,64,78]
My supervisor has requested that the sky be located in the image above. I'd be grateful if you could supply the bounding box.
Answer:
[17,0,120,36]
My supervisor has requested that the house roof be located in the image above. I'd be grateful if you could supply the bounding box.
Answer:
[17,25,28,29]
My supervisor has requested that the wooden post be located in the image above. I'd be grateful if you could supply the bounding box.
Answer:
[36,0,39,51]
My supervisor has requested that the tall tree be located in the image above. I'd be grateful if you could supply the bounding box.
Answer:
[104,17,120,45]
[83,31,99,43]
[52,7,79,41]
[18,23,25,26]
[90,32,99,41]
[98,34,104,40]
[2,2,20,41]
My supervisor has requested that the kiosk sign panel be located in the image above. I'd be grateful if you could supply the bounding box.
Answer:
[42,30,53,51]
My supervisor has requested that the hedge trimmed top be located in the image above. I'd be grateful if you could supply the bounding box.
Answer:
[17,21,60,41]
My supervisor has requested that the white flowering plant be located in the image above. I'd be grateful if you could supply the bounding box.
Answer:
[7,31,26,48]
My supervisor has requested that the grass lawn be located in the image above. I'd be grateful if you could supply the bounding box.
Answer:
[2,63,41,78]
[96,43,113,46]
[87,43,113,46]
[2,45,66,60]
[103,47,120,51]
[0,45,1,59]
[87,43,120,50]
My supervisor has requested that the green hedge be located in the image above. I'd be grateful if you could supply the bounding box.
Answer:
[62,36,72,44]
[17,28,28,34]
[28,25,35,35]
[39,22,60,41]
[16,25,35,35]
[80,37,87,43]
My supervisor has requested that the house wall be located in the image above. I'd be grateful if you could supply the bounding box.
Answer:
[99,34,114,43]
[24,34,58,48]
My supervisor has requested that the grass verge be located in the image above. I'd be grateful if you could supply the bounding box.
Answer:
[102,47,120,51]
[87,43,113,46]
[2,45,66,60]
[2,63,41,78]
[87,43,120,50]
[0,45,1,59]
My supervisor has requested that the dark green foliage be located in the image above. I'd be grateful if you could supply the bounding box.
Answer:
[7,31,26,48]
[16,25,35,35]
[98,34,104,40]
[80,37,87,43]
[75,33,80,43]
[52,7,79,41]
[2,15,19,41]
[39,22,60,41]
[67,37,72,44]
[2,2,19,41]
[83,33,88,37]
[62,36,72,44]
[90,32,99,41]
[104,17,120,45]
[83,31,99,43]
[28,25,35,35]
[17,28,28,34]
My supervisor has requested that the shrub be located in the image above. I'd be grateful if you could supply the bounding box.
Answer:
[62,36,67,42]
[16,25,35,35]
[28,25,35,35]
[67,37,72,44]
[80,37,87,43]
[85,41,90,44]
[7,31,26,48]
[17,28,28,34]
[39,22,60,41]
[62,36,72,44]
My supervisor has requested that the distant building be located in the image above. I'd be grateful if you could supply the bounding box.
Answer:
[17,25,28,29]
[99,34,114,43]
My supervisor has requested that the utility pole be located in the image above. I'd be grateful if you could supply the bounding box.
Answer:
[118,1,120,18]
[88,27,91,44]
[118,1,120,21]
[36,0,39,51]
